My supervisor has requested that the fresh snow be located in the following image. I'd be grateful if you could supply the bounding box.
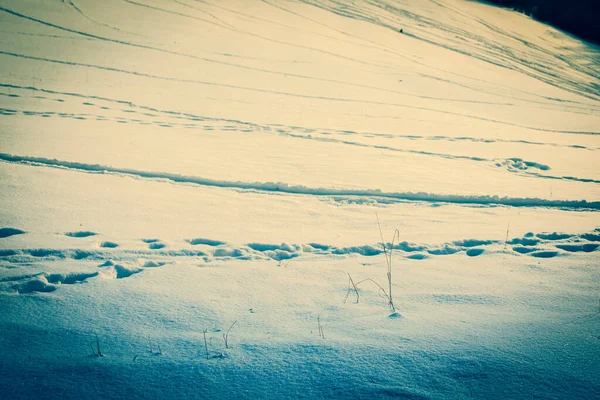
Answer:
[1,0,599,399]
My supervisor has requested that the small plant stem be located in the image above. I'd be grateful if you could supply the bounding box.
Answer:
[223,320,237,349]
[348,273,360,303]
[503,221,511,251]
[376,213,398,312]
[203,329,209,360]
[317,315,325,339]
[96,336,103,357]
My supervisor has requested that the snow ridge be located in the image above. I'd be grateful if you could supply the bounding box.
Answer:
[1,153,598,210]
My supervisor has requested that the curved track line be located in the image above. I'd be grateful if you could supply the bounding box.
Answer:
[0,153,598,210]
[2,51,598,135]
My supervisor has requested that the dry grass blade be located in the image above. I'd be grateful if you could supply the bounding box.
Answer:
[344,273,360,304]
[223,320,237,349]
[317,315,325,339]
[355,277,391,302]
[376,213,398,312]
[203,329,209,360]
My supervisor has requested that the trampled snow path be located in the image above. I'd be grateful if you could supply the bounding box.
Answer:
[1,227,599,295]
[1,0,599,398]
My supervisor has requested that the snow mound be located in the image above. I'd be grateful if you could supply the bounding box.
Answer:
[16,276,56,294]
[99,264,143,280]
[138,260,166,268]
[466,248,485,257]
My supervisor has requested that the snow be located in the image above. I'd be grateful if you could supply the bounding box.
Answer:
[1,0,599,399]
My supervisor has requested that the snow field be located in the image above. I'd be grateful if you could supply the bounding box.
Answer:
[1,0,599,398]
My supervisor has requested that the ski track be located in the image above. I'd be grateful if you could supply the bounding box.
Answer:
[0,29,96,41]
[418,73,600,116]
[65,0,144,37]
[0,6,408,92]
[0,105,572,170]
[0,153,599,210]
[187,0,384,51]
[119,0,401,71]
[0,50,531,117]
[0,227,598,294]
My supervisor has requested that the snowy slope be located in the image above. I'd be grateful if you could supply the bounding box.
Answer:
[1,0,599,399]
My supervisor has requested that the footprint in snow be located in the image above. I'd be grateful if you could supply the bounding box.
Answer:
[140,238,166,249]
[466,248,485,257]
[140,260,166,268]
[65,231,97,238]
[15,271,98,294]
[529,251,559,258]
[0,228,26,238]
[555,243,598,253]
[407,253,429,260]
[188,238,225,246]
